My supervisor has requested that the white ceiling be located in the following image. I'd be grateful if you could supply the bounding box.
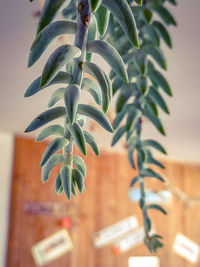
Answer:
[0,0,199,163]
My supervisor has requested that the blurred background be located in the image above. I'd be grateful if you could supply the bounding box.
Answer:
[0,0,200,266]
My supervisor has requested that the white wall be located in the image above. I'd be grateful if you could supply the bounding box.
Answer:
[0,132,14,267]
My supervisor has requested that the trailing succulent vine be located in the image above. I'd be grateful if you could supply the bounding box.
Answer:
[25,0,177,252]
[107,0,177,252]
[25,1,138,200]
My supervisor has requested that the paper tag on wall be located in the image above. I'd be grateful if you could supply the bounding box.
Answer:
[173,233,200,264]
[93,216,139,248]
[31,229,73,266]
[129,256,160,267]
[113,227,145,254]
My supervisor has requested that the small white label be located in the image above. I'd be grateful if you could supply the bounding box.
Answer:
[113,227,144,253]
[129,256,160,267]
[93,216,139,248]
[173,233,200,263]
[31,229,73,266]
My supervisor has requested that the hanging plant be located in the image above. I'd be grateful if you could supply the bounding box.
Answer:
[107,0,177,252]
[25,0,138,199]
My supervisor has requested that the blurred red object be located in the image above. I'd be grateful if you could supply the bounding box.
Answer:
[61,217,72,229]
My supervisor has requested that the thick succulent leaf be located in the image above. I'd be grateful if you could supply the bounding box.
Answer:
[102,0,139,48]
[36,125,64,142]
[68,122,87,156]
[87,40,128,82]
[130,176,140,187]
[40,45,81,87]
[40,137,68,166]
[73,155,86,178]
[113,105,128,130]
[152,5,177,26]
[111,125,126,146]
[82,62,111,113]
[145,97,158,117]
[126,109,140,132]
[143,108,165,135]
[142,139,167,155]
[148,86,169,114]
[25,107,66,132]
[48,87,65,107]
[143,8,153,23]
[140,168,165,182]
[128,137,137,168]
[77,115,87,128]
[95,5,110,37]
[42,154,63,183]
[116,91,132,113]
[81,78,102,105]
[54,173,62,194]
[142,25,160,47]
[28,21,77,67]
[87,14,97,62]
[167,0,177,5]
[84,131,100,156]
[36,0,71,34]
[89,0,102,12]
[142,45,167,70]
[149,69,172,96]
[78,104,113,133]
[146,156,165,169]
[65,84,80,124]
[60,165,72,200]
[72,168,85,193]
[25,72,72,97]
[71,179,77,196]
[152,21,172,48]
[146,204,167,215]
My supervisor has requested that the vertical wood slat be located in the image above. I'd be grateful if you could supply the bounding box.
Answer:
[7,136,200,267]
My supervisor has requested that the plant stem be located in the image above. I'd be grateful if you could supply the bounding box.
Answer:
[63,0,91,165]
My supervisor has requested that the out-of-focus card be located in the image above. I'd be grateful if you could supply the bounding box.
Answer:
[173,233,199,263]
[128,256,160,267]
[93,216,139,248]
[112,227,145,254]
[31,229,73,266]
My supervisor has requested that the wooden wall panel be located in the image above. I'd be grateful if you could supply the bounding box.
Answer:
[6,136,200,267]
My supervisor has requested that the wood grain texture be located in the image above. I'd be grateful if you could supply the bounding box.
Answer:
[6,136,200,267]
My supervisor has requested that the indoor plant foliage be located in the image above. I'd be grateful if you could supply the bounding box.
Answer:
[25,0,138,199]
[25,0,176,252]
[108,0,177,251]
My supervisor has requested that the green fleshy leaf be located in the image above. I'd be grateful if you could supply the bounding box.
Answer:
[65,84,80,124]
[141,25,160,47]
[89,0,102,12]
[146,204,167,215]
[87,14,97,62]
[54,173,62,194]
[73,155,86,178]
[72,168,85,193]
[42,154,63,183]
[25,107,66,133]
[81,78,102,105]
[111,125,126,146]
[36,0,71,35]
[82,62,111,113]
[142,139,167,154]
[60,165,72,200]
[95,5,110,37]
[48,88,65,107]
[152,21,172,48]
[142,45,167,70]
[87,40,128,82]
[149,69,172,96]
[84,131,100,156]
[36,125,64,142]
[25,72,72,97]
[140,168,165,182]
[40,137,68,166]
[40,45,81,87]
[143,108,165,135]
[28,21,77,67]
[67,122,87,156]
[152,5,177,26]
[78,104,113,133]
[128,137,137,168]
[148,86,169,114]
[102,0,139,48]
